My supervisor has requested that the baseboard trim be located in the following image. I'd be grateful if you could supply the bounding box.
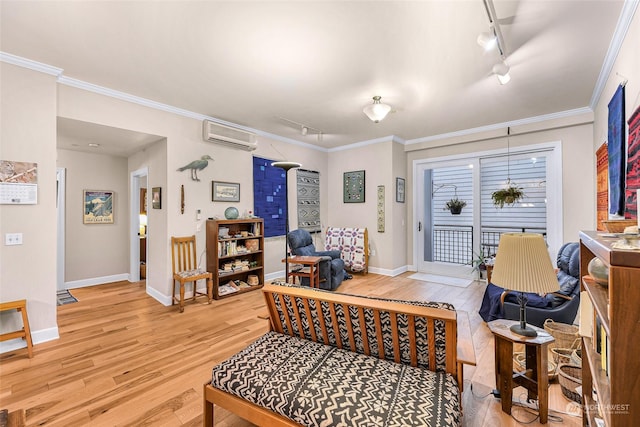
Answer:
[368,265,408,277]
[65,273,130,289]
[0,327,59,355]
[147,281,213,307]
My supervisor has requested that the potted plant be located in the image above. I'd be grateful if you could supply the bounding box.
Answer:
[445,198,467,215]
[491,183,524,208]
[469,251,487,280]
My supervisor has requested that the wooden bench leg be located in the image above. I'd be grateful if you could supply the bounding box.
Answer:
[203,384,214,426]
[0,300,33,358]
[19,305,33,358]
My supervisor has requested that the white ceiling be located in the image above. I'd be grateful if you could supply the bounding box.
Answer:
[0,1,627,152]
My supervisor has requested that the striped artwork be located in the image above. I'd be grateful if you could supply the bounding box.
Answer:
[297,169,320,232]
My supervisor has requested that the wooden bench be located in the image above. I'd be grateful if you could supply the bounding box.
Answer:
[204,284,475,426]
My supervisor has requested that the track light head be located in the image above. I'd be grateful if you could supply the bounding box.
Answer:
[477,31,497,51]
[492,62,511,85]
[301,126,308,136]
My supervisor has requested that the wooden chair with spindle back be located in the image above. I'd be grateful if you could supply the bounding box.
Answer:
[171,235,213,312]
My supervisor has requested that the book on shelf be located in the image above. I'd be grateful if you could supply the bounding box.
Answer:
[579,291,593,338]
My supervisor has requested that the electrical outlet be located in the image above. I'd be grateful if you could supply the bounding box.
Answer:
[5,233,23,245]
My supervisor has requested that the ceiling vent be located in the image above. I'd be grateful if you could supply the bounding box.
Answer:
[202,120,257,151]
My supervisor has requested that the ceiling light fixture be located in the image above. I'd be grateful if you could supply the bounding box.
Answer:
[363,96,391,123]
[278,117,324,142]
[477,30,497,51]
[480,0,507,59]
[492,62,511,85]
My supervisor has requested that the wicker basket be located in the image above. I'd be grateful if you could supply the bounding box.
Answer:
[544,319,579,349]
[570,348,582,366]
[514,352,557,381]
[550,337,581,365]
[558,364,582,404]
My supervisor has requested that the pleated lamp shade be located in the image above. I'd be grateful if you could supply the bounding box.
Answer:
[491,233,559,294]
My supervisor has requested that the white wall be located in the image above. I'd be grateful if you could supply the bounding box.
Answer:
[0,63,59,347]
[57,149,129,284]
[327,139,406,274]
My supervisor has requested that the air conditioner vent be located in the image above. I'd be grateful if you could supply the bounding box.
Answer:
[203,120,257,151]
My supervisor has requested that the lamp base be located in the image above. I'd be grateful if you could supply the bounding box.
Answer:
[510,324,538,337]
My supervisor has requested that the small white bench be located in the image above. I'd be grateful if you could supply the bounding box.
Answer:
[324,227,369,274]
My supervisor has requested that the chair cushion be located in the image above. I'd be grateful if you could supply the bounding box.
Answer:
[211,331,461,427]
[175,268,208,278]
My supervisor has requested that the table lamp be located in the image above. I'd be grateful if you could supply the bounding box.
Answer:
[491,233,559,337]
[271,161,301,283]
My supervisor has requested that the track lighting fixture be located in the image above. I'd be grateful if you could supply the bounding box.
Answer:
[277,117,324,142]
[477,30,497,51]
[492,62,511,85]
[363,96,391,123]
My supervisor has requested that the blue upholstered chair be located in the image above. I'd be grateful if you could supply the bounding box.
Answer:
[479,242,581,328]
[287,229,345,290]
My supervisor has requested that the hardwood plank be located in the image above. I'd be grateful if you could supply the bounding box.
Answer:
[0,275,581,426]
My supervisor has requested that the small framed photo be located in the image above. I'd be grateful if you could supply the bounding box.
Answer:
[396,177,405,203]
[83,190,114,224]
[212,181,240,202]
[152,187,162,209]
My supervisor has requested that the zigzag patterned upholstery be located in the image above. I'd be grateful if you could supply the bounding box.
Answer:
[270,288,454,372]
[324,227,369,273]
[210,331,460,427]
[204,284,464,427]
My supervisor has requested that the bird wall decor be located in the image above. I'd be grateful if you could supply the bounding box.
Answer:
[177,155,214,181]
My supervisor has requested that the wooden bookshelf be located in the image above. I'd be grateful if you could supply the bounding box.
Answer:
[206,218,264,300]
[579,231,640,426]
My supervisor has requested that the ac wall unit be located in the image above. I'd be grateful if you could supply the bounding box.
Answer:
[202,120,257,151]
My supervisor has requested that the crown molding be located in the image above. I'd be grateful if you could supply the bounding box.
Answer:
[0,51,63,76]
[405,106,593,146]
[589,0,638,109]
[328,135,405,153]
[1,51,327,153]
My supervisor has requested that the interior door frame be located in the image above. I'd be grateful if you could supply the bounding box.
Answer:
[412,141,563,274]
[56,167,66,291]
[130,167,148,282]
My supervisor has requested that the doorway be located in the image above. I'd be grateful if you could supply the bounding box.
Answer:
[130,167,148,283]
[413,142,562,279]
[56,167,66,291]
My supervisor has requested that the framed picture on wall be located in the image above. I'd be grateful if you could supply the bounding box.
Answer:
[396,177,405,203]
[83,190,114,224]
[212,181,240,202]
[343,170,365,203]
[152,187,162,209]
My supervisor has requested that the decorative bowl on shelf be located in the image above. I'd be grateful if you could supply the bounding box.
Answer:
[587,257,609,286]
[224,207,239,219]
[602,219,637,233]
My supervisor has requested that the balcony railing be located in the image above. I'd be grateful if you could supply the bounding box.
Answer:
[432,224,547,265]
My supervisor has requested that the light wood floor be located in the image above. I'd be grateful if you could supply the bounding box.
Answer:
[0,274,582,426]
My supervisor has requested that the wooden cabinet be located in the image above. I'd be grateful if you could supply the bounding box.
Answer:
[206,218,264,299]
[579,231,640,426]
